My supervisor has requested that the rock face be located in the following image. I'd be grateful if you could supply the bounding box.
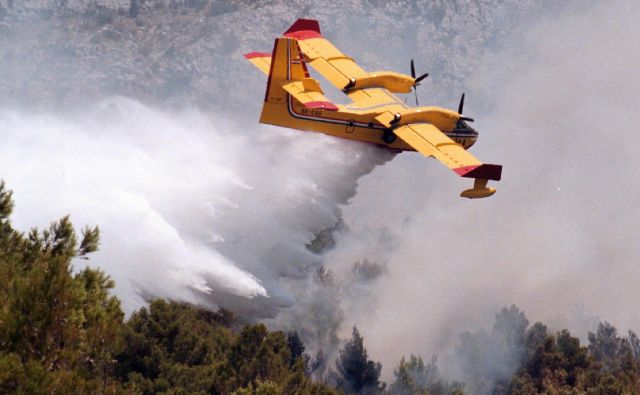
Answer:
[0,0,551,111]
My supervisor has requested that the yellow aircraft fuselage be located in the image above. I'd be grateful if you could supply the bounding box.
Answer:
[260,94,476,152]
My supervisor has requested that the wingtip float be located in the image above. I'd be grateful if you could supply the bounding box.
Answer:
[244,18,502,199]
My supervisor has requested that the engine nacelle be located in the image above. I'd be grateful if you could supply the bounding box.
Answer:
[343,72,414,93]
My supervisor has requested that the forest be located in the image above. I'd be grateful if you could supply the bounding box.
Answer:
[1,179,639,394]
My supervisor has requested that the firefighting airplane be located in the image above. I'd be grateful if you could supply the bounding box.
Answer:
[245,19,502,198]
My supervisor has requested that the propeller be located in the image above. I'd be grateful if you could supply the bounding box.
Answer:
[410,59,429,106]
[457,93,474,122]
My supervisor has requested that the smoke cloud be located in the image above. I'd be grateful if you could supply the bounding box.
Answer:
[0,97,392,314]
[326,0,640,382]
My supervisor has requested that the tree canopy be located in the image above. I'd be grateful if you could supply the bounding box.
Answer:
[332,326,385,395]
[2,180,640,394]
[0,181,337,395]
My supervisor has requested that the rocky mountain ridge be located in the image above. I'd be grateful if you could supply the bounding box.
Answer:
[1,0,552,112]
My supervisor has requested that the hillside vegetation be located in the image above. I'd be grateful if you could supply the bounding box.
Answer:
[2,180,640,394]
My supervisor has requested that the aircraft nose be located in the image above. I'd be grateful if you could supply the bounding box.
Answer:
[446,120,479,148]
[456,120,478,136]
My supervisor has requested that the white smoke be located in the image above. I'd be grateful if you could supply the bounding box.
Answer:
[326,0,640,381]
[0,96,392,314]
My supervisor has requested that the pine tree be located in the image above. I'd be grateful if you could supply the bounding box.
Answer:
[334,326,385,395]
[389,354,465,395]
[0,181,124,393]
[0,181,339,394]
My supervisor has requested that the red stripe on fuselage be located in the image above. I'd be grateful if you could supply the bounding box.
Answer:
[304,101,339,111]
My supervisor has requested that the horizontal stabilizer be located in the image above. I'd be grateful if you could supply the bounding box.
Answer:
[244,52,272,75]
[244,52,271,59]
[281,80,339,111]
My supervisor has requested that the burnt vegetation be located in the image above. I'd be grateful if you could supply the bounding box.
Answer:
[1,180,639,394]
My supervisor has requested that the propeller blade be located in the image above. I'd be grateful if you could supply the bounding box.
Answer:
[458,93,465,114]
[457,94,474,122]
[410,60,428,106]
[415,72,429,85]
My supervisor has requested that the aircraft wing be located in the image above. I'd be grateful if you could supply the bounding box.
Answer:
[388,122,502,198]
[283,20,364,87]
[283,19,380,102]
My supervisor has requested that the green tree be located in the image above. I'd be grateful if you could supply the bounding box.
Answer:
[0,181,124,393]
[333,326,385,394]
[389,354,464,395]
[588,321,640,374]
[117,299,338,394]
[115,300,231,393]
[509,320,640,394]
[455,305,529,394]
[587,322,640,390]
[629,331,640,362]
[287,331,308,369]
[0,181,338,394]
